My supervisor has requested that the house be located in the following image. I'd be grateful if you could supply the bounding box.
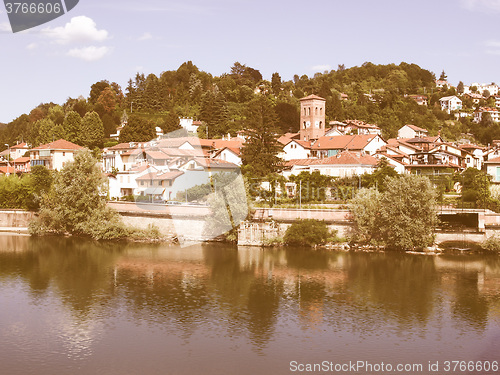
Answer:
[435,80,450,89]
[398,125,428,139]
[310,134,386,158]
[110,164,157,198]
[485,157,500,183]
[282,151,378,179]
[462,93,483,104]
[407,95,428,106]
[213,147,242,166]
[13,157,31,173]
[474,107,500,123]
[373,153,408,174]
[9,142,30,160]
[136,170,185,201]
[466,83,499,96]
[179,118,201,134]
[278,138,311,161]
[439,96,462,114]
[30,139,85,171]
[328,120,381,136]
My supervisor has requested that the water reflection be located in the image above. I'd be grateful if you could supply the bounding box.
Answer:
[0,235,500,374]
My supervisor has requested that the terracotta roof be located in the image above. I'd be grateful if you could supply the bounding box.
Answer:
[32,139,84,151]
[107,143,138,150]
[193,158,239,169]
[136,171,184,181]
[145,151,170,160]
[407,137,432,144]
[405,124,428,132]
[13,157,30,163]
[311,134,382,151]
[0,166,15,174]
[299,94,326,101]
[285,151,378,167]
[485,156,500,164]
[11,142,29,149]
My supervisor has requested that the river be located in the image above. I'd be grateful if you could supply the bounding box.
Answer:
[0,234,499,375]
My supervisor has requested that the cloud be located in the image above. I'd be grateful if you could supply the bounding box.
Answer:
[67,46,111,61]
[484,40,500,55]
[137,32,153,41]
[311,64,332,72]
[42,16,109,45]
[26,43,37,50]
[461,0,500,12]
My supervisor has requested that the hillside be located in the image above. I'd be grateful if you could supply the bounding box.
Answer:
[0,61,495,151]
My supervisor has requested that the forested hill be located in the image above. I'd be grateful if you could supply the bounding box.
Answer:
[0,61,495,151]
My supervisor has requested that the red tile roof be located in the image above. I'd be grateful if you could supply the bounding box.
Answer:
[11,142,29,149]
[311,134,382,151]
[136,171,184,181]
[285,151,378,167]
[32,139,84,151]
[405,124,428,132]
[0,166,15,174]
[13,157,30,163]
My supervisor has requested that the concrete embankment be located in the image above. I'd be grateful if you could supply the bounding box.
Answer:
[0,210,34,234]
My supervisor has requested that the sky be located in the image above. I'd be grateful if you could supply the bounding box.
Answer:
[1,0,500,123]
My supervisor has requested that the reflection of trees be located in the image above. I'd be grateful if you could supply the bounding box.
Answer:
[452,272,489,330]
[343,253,438,324]
[0,236,120,314]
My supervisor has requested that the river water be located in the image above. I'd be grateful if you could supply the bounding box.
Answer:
[0,234,499,375]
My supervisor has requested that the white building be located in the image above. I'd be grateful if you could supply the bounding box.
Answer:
[439,96,462,114]
[474,107,500,123]
[398,125,428,139]
[30,139,85,171]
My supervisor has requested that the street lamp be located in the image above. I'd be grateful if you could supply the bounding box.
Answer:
[4,144,11,175]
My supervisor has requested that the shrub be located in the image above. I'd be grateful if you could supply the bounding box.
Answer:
[480,236,500,253]
[284,219,331,247]
[350,175,438,250]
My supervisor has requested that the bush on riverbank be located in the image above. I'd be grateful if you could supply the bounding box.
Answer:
[480,236,500,253]
[284,219,333,247]
[350,175,438,251]
[29,151,164,241]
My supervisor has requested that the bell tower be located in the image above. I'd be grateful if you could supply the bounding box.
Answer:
[299,95,326,141]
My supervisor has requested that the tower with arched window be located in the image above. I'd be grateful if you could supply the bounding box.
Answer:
[299,94,326,141]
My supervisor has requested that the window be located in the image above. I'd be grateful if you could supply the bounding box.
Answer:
[62,152,65,157]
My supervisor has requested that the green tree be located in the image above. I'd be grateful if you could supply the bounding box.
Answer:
[63,111,82,144]
[457,81,464,94]
[97,86,117,114]
[240,96,283,178]
[160,111,181,134]
[362,157,398,192]
[30,151,127,240]
[118,114,156,143]
[350,188,382,245]
[200,89,230,137]
[351,175,438,250]
[271,72,282,96]
[80,111,105,148]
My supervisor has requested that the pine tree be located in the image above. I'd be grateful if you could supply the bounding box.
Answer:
[80,111,105,148]
[63,111,82,144]
[240,96,283,178]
